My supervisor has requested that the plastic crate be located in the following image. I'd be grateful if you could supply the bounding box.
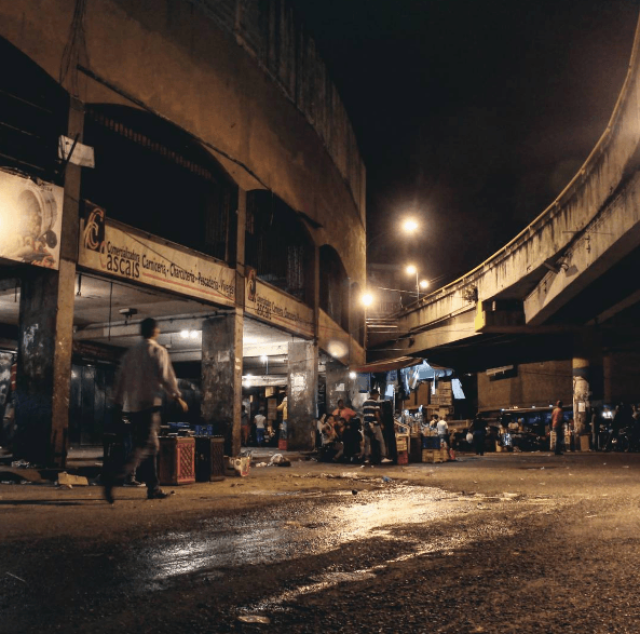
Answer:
[194,424,214,436]
[158,437,195,485]
[195,437,225,482]
[397,450,409,465]
[422,435,441,449]
[102,433,125,474]
[278,439,288,451]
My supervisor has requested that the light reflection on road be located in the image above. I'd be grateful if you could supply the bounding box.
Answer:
[130,486,501,590]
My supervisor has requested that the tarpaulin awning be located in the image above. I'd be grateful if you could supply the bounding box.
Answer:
[352,356,423,374]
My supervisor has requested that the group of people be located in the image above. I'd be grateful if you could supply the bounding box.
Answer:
[425,413,452,448]
[241,393,288,447]
[317,391,394,465]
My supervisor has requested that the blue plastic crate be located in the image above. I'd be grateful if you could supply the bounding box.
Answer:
[422,436,440,449]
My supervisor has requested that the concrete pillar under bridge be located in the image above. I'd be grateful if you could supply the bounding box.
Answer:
[13,98,83,468]
[14,262,76,467]
[326,362,351,413]
[573,330,603,438]
[287,340,318,451]
[201,310,243,456]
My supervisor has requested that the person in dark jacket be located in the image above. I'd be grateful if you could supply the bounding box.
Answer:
[470,413,487,456]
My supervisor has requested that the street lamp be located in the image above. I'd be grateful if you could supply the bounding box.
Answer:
[402,218,419,234]
[406,264,429,301]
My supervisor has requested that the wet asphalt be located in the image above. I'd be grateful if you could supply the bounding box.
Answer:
[2,452,640,633]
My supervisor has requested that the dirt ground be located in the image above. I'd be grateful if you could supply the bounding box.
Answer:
[2,451,640,633]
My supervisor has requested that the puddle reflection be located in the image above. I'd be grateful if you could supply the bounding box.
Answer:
[130,486,477,590]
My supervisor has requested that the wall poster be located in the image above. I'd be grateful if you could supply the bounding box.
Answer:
[0,170,64,269]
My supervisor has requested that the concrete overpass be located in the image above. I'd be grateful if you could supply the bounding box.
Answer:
[369,14,640,431]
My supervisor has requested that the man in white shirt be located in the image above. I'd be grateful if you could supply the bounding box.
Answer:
[436,415,450,448]
[104,317,187,503]
[254,408,267,445]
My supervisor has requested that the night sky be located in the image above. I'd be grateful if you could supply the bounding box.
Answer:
[291,0,640,288]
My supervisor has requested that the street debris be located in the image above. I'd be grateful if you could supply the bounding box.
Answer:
[57,472,89,487]
[6,572,27,584]
[237,614,271,625]
[10,460,30,469]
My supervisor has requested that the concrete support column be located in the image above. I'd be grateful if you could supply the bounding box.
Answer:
[573,330,603,438]
[287,340,318,451]
[14,262,76,467]
[201,310,243,456]
[14,98,83,468]
[326,362,350,412]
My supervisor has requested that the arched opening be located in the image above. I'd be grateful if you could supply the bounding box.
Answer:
[319,245,349,331]
[81,105,238,264]
[0,37,68,182]
[245,190,314,305]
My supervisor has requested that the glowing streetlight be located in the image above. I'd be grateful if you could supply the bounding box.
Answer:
[406,264,428,301]
[402,218,419,234]
[361,292,374,307]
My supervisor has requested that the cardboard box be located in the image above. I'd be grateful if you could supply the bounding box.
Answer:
[417,381,431,405]
[422,448,444,464]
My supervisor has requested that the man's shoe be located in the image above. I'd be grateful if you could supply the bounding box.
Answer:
[147,488,173,500]
[103,485,115,505]
[381,458,393,464]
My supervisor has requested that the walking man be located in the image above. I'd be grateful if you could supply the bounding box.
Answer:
[254,408,267,446]
[104,317,187,503]
[363,389,388,464]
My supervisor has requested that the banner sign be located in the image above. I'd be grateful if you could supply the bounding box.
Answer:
[0,170,64,270]
[245,275,314,338]
[79,203,235,306]
[319,309,365,365]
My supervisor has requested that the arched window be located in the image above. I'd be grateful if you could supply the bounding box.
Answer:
[81,105,238,264]
[0,37,68,182]
[245,191,314,305]
[319,245,349,331]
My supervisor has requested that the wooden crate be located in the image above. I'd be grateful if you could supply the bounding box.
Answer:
[422,448,445,464]
[409,435,422,462]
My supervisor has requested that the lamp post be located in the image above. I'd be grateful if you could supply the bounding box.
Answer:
[406,264,429,301]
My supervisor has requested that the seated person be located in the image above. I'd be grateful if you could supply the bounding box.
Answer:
[342,417,362,462]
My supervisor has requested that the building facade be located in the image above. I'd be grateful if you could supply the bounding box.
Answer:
[0,0,366,466]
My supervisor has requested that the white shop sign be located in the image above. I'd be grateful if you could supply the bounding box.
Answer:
[79,203,235,306]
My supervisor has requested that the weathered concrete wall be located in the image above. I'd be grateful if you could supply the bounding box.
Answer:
[0,0,365,286]
[477,360,573,412]
[287,340,317,451]
[201,311,243,455]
